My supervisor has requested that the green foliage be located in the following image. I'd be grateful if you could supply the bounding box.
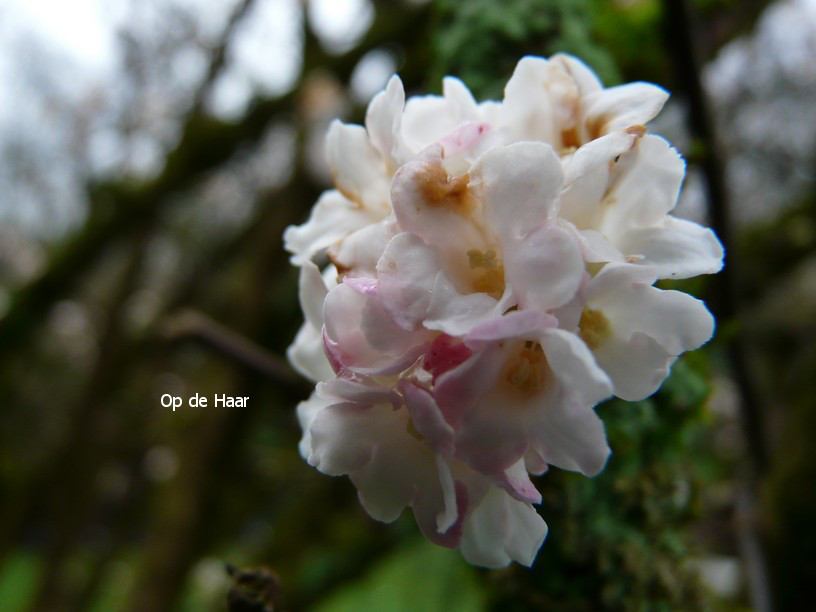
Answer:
[430,0,620,98]
[314,538,486,612]
[0,553,40,611]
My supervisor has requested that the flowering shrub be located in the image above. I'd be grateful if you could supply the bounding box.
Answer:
[284,54,723,568]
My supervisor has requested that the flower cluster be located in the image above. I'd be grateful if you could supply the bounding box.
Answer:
[284,55,723,568]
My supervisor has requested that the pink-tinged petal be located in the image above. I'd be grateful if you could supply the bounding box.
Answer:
[376,233,439,330]
[424,273,499,337]
[540,328,613,406]
[524,449,549,476]
[401,93,475,156]
[423,334,473,381]
[472,142,564,240]
[365,75,405,161]
[465,309,556,348]
[592,332,675,401]
[322,327,344,375]
[318,377,401,409]
[399,380,455,457]
[323,284,430,375]
[434,345,506,429]
[492,459,542,505]
[284,190,377,265]
[415,476,469,548]
[583,82,668,136]
[439,122,492,158]
[601,135,686,240]
[505,222,585,312]
[343,276,377,296]
[460,487,548,568]
[325,120,391,212]
[616,217,724,279]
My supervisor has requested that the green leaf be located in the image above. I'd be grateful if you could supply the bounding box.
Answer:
[314,538,486,612]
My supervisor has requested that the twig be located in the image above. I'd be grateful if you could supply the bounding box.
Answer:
[163,309,302,386]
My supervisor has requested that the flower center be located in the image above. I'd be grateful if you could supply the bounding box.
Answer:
[579,308,611,349]
[504,342,548,394]
[467,248,505,298]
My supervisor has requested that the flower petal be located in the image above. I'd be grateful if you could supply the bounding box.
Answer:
[284,190,376,265]
[540,327,613,407]
[601,135,685,239]
[365,75,405,161]
[376,232,439,330]
[460,486,548,568]
[617,216,725,279]
[583,82,668,136]
[473,141,564,240]
[504,222,585,311]
[325,120,391,212]
[400,380,456,458]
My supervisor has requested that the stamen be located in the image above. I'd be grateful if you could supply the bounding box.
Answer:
[579,308,612,349]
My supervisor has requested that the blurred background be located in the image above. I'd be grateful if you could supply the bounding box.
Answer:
[0,0,814,609]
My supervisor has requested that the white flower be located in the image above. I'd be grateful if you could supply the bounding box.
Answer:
[284,53,724,568]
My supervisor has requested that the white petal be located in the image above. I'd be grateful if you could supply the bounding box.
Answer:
[460,487,548,568]
[435,455,459,533]
[473,141,564,240]
[295,391,332,459]
[287,321,334,383]
[601,135,685,239]
[443,76,481,122]
[299,261,329,328]
[325,120,391,212]
[284,190,376,265]
[330,217,398,278]
[583,82,668,136]
[616,216,724,279]
[592,332,675,401]
[500,56,559,144]
[540,327,613,408]
[591,283,715,355]
[505,222,585,311]
[562,130,642,187]
[365,75,405,161]
[550,53,603,96]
